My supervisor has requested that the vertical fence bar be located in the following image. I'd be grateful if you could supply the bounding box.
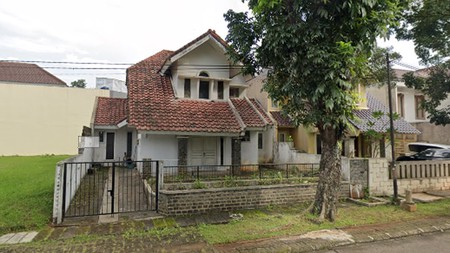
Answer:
[61,163,67,220]
[196,166,200,180]
[156,161,159,212]
[259,164,262,180]
[286,164,289,179]
[111,162,115,214]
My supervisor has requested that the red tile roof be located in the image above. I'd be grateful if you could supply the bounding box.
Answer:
[0,61,66,86]
[94,97,128,126]
[249,98,273,125]
[124,31,272,134]
[270,111,294,128]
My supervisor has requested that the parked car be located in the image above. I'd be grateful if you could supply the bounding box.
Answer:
[396,148,450,161]
[406,142,450,155]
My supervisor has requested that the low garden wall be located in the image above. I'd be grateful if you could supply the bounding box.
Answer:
[158,182,350,215]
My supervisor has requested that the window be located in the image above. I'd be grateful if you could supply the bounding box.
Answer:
[99,131,104,142]
[415,95,425,119]
[230,87,239,98]
[199,80,209,99]
[199,71,209,77]
[218,81,224,99]
[271,100,279,108]
[279,133,285,142]
[258,133,263,149]
[242,131,250,141]
[184,79,191,98]
[397,93,404,117]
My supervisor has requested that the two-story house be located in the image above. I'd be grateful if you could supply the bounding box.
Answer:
[91,30,274,165]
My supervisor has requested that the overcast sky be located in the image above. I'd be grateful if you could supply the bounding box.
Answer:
[0,0,420,87]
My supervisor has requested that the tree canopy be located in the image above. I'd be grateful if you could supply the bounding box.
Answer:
[397,0,450,125]
[70,79,87,88]
[225,0,407,221]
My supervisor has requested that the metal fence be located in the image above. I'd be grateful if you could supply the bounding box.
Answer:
[62,160,159,218]
[163,163,319,183]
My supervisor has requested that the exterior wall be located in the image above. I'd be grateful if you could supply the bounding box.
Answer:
[258,127,275,163]
[295,125,317,154]
[241,131,259,164]
[92,128,133,161]
[0,83,111,155]
[274,142,321,164]
[137,134,179,165]
[412,122,450,145]
[158,182,350,215]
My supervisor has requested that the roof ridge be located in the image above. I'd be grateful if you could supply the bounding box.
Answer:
[245,97,269,126]
[228,98,246,132]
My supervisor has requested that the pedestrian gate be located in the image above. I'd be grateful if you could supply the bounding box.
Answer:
[62,161,159,218]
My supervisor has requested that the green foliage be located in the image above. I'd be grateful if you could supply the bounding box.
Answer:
[192,179,207,189]
[223,175,237,187]
[363,110,399,157]
[70,79,87,88]
[0,155,71,235]
[397,0,450,125]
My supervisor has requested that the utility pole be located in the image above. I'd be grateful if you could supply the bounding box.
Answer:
[386,52,398,203]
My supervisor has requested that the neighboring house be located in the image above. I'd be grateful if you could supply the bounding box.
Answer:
[368,68,450,147]
[0,62,119,155]
[96,77,127,95]
[91,30,274,165]
[349,93,420,159]
[0,61,67,87]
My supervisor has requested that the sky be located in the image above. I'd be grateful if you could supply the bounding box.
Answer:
[0,0,421,88]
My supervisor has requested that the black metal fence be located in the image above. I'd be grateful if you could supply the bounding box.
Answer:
[163,163,319,183]
[62,161,159,218]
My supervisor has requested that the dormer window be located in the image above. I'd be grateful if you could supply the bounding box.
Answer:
[184,79,191,98]
[230,87,240,98]
[218,81,224,99]
[199,80,209,99]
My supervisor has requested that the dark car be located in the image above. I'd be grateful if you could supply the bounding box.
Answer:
[396,148,450,161]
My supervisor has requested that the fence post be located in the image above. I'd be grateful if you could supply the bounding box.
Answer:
[286,164,289,179]
[259,164,262,180]
[196,166,200,180]
[111,162,115,214]
[156,161,160,212]
[61,163,67,222]
[311,164,314,177]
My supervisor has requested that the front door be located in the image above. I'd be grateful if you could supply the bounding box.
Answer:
[189,137,217,165]
[106,132,115,159]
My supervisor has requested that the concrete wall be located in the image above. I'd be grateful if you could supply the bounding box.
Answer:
[158,182,350,215]
[412,122,450,145]
[93,128,134,161]
[241,131,259,164]
[137,134,179,165]
[351,158,450,196]
[258,127,275,163]
[0,83,110,155]
[275,142,322,164]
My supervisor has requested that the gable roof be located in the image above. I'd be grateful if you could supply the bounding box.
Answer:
[94,97,128,126]
[270,111,294,128]
[350,93,420,134]
[0,61,66,86]
[126,33,272,134]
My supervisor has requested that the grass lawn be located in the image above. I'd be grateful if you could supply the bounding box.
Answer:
[0,155,71,234]
[197,199,450,244]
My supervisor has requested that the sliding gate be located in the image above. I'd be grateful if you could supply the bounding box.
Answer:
[62,161,159,218]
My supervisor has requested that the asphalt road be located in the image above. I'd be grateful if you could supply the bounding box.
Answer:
[318,230,450,253]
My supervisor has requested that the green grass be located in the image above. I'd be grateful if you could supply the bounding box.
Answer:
[198,199,450,244]
[0,155,71,234]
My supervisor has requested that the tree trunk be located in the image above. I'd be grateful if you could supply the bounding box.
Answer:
[311,125,342,221]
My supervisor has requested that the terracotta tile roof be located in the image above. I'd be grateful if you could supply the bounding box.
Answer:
[248,98,274,125]
[230,98,267,128]
[350,93,420,134]
[270,111,294,128]
[94,97,128,126]
[127,49,255,133]
[0,61,66,86]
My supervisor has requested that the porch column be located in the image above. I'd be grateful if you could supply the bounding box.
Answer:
[231,138,241,174]
[177,137,188,166]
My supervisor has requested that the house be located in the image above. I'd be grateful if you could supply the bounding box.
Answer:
[91,30,274,165]
[0,61,67,87]
[0,61,118,155]
[367,68,450,147]
[246,72,420,160]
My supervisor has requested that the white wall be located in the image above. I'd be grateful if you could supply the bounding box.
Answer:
[275,142,322,164]
[258,127,275,163]
[137,133,178,165]
[241,131,259,164]
[92,128,132,162]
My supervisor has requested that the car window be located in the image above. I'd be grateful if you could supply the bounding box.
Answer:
[417,149,435,158]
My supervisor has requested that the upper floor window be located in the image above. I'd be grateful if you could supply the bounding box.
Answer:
[184,79,191,98]
[218,81,224,100]
[397,93,404,117]
[271,99,279,108]
[199,71,209,77]
[415,95,425,120]
[230,87,240,98]
[199,80,209,99]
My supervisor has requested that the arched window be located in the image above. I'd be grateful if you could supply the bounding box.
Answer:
[199,71,209,77]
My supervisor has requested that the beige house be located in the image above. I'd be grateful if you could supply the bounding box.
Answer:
[0,61,120,155]
[367,68,450,148]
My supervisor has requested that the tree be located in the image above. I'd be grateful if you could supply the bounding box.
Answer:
[70,79,87,88]
[397,0,450,125]
[225,0,406,221]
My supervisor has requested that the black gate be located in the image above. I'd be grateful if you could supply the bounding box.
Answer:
[62,161,159,218]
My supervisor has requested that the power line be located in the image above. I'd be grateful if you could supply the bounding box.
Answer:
[0,59,133,65]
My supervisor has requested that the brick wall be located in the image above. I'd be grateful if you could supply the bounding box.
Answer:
[158,182,350,215]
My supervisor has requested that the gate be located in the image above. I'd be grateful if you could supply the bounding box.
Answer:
[62,161,159,218]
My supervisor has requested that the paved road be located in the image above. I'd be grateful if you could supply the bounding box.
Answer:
[318,230,450,253]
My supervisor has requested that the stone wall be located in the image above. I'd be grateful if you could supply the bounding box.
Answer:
[158,182,350,215]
